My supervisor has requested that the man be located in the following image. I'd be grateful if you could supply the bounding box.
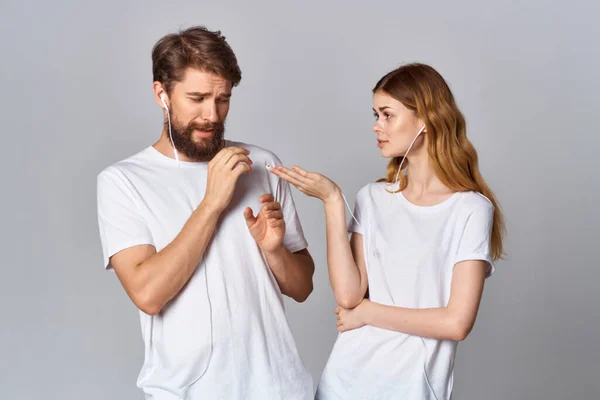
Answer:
[96,26,315,400]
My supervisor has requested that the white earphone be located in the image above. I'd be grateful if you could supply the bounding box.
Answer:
[390,124,427,188]
[161,93,180,163]
[379,123,440,400]
[346,124,428,229]
[159,92,214,390]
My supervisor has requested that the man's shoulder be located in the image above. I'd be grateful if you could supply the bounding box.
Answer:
[96,146,154,184]
[226,140,281,164]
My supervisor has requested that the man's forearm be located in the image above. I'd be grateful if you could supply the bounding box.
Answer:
[263,246,314,302]
[135,200,223,313]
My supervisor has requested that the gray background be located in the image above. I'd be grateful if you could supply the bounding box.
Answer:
[1,0,598,399]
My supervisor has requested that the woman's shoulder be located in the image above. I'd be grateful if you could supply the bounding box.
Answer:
[457,191,495,214]
[356,181,391,200]
[351,182,397,215]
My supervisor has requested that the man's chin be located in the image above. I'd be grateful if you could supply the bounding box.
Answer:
[188,138,223,159]
[193,137,222,148]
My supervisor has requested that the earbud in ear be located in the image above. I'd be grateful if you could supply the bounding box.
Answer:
[160,94,168,110]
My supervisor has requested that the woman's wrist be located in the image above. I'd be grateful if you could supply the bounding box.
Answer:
[322,186,343,205]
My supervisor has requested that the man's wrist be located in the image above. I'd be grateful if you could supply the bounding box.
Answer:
[262,242,288,258]
[199,197,224,216]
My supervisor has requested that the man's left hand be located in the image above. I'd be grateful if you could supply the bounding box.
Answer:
[244,194,286,253]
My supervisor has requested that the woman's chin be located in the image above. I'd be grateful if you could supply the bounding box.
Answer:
[380,148,394,158]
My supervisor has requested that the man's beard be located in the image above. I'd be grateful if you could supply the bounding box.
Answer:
[167,111,226,162]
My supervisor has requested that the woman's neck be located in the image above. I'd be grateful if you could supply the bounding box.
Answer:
[403,149,453,203]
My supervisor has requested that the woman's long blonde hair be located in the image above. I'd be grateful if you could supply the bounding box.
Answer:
[374,63,505,260]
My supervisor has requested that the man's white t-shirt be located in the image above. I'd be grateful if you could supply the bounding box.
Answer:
[96,141,313,400]
[315,182,495,400]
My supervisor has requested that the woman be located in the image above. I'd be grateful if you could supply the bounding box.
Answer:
[269,63,505,400]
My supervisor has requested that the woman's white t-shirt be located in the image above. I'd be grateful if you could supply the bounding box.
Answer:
[316,182,495,400]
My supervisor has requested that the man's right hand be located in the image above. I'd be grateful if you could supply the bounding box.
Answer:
[203,146,253,212]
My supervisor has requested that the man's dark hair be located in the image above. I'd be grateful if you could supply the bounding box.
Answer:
[152,26,242,94]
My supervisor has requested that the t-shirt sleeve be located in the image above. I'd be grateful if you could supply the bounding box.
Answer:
[347,185,369,235]
[454,204,495,277]
[97,167,155,270]
[272,159,309,253]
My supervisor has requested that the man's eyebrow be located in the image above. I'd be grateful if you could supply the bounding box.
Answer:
[186,91,212,97]
[186,92,232,98]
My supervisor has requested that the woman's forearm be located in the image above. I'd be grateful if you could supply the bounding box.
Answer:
[360,300,469,341]
[323,193,366,308]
